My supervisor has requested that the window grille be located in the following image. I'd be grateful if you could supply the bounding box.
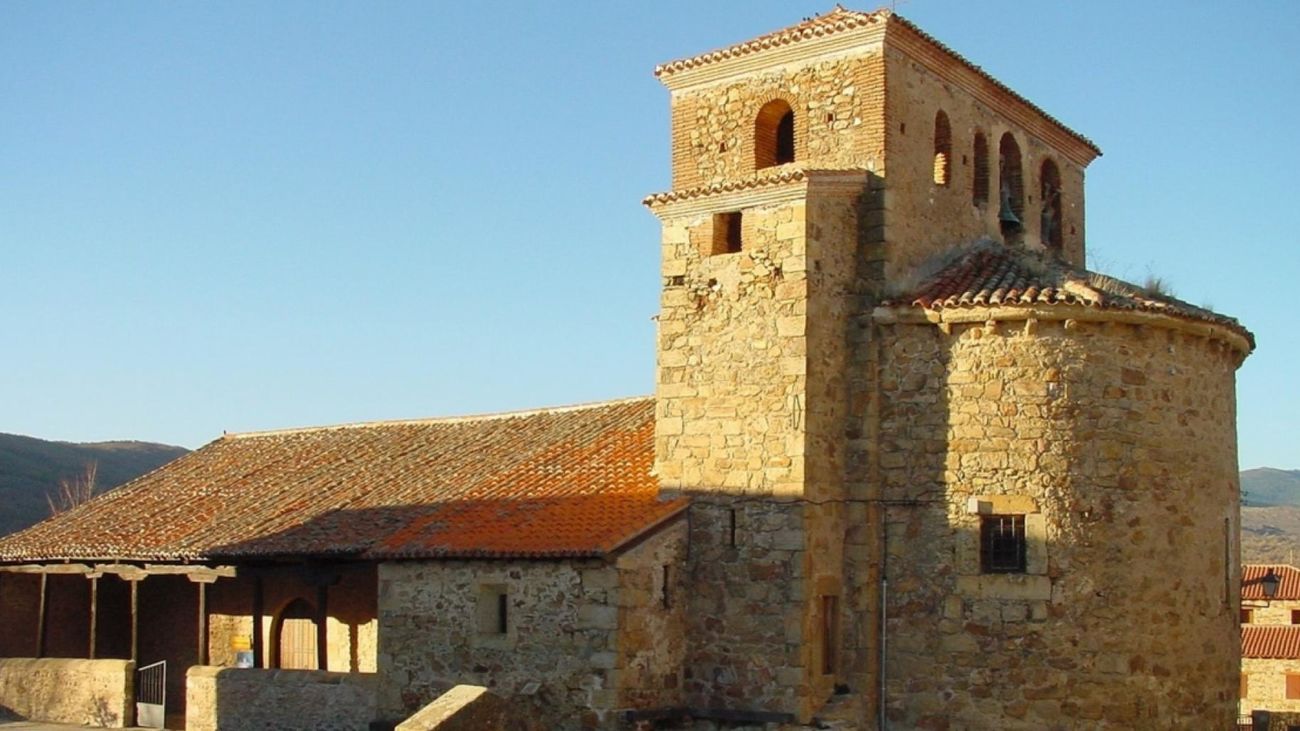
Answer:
[980,514,1026,573]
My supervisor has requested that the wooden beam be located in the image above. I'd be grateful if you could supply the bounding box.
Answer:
[197,581,209,665]
[88,576,99,659]
[0,563,92,575]
[0,563,236,581]
[315,584,328,671]
[251,575,264,668]
[129,579,139,664]
[35,573,48,658]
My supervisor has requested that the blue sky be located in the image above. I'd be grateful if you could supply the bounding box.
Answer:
[1,2,1295,469]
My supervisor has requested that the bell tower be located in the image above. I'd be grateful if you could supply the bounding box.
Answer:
[645,7,1100,725]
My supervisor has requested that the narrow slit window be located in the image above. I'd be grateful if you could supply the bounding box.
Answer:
[980,514,1026,573]
[661,565,671,609]
[820,595,839,675]
[477,584,509,635]
[728,508,738,546]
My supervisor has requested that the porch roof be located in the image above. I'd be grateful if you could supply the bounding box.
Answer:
[0,397,685,563]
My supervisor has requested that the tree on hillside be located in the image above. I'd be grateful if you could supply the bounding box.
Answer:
[47,461,98,516]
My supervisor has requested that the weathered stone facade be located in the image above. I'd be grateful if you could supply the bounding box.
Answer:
[646,7,1247,730]
[1242,657,1300,716]
[377,522,686,730]
[185,666,377,731]
[0,658,134,727]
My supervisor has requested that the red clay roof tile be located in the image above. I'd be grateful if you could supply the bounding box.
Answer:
[1243,625,1300,659]
[882,243,1254,348]
[0,397,683,562]
[1244,564,1300,601]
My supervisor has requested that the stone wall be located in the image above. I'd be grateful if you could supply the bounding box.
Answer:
[185,666,377,731]
[377,522,686,730]
[668,50,886,190]
[1247,599,1300,626]
[651,172,877,723]
[1242,658,1300,716]
[874,312,1245,729]
[0,658,134,727]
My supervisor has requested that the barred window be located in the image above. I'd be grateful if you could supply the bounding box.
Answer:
[980,514,1026,573]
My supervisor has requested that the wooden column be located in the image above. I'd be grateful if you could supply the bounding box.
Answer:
[35,573,48,658]
[251,575,264,668]
[129,579,140,664]
[196,581,209,665]
[315,584,329,671]
[88,576,99,659]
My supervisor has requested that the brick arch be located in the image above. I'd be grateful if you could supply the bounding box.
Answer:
[998,131,1025,239]
[933,110,952,186]
[750,93,805,173]
[1040,157,1063,253]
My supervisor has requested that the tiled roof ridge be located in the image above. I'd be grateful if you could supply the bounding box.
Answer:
[654,7,1098,156]
[879,240,1253,348]
[654,6,883,77]
[223,394,653,440]
[643,167,870,206]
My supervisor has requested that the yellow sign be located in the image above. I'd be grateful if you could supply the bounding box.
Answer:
[231,635,252,651]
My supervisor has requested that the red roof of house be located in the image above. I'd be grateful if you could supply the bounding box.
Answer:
[1244,565,1300,601]
[0,397,685,563]
[1243,625,1300,659]
[883,243,1254,348]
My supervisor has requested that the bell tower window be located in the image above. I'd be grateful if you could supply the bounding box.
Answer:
[755,99,795,170]
[998,132,1024,240]
[972,132,989,206]
[1040,158,1063,253]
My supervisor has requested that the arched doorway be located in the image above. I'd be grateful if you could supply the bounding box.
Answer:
[272,598,318,670]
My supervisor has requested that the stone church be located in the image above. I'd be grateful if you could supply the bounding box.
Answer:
[0,7,1254,731]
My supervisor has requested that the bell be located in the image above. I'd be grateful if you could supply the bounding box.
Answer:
[998,186,1022,229]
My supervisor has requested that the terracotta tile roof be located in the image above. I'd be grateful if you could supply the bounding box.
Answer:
[1243,625,1300,659]
[882,242,1254,349]
[644,168,845,206]
[0,397,685,563]
[654,7,1099,157]
[1244,565,1300,601]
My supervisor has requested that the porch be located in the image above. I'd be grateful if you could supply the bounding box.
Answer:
[0,560,378,729]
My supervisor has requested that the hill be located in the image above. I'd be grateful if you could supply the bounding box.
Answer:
[0,433,187,537]
[1242,467,1300,507]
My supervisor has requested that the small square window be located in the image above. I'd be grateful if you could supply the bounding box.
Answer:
[712,212,743,255]
[980,514,1026,573]
[1287,673,1300,700]
[1291,609,1300,625]
[1241,608,1255,624]
[477,584,508,635]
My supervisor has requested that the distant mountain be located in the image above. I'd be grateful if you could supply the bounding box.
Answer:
[1243,468,1300,507]
[0,433,188,538]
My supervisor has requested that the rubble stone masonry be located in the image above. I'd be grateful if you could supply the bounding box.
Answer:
[377,523,686,730]
[873,312,1245,729]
